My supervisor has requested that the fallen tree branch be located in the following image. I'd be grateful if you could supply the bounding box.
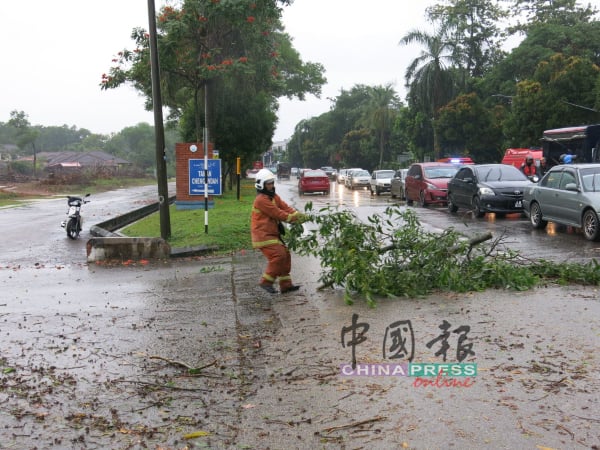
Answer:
[149,355,217,373]
[112,379,210,392]
[379,232,493,255]
[323,415,387,433]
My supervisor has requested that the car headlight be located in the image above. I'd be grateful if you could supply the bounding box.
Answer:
[478,186,495,196]
[426,182,438,190]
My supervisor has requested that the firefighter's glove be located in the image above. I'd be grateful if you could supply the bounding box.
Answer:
[295,213,310,224]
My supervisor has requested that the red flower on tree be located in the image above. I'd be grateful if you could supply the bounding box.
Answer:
[247,16,255,23]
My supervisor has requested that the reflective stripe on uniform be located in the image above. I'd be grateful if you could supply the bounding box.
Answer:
[262,273,275,282]
[252,239,281,248]
[279,275,291,281]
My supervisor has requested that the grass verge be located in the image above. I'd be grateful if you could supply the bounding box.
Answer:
[0,177,160,207]
[0,190,24,207]
[121,179,255,254]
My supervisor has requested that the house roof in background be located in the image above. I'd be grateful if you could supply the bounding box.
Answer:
[35,151,131,167]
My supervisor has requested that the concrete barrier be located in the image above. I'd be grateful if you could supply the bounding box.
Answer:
[90,196,176,236]
[87,195,218,261]
[87,237,171,262]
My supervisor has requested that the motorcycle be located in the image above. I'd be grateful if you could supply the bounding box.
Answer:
[60,194,90,239]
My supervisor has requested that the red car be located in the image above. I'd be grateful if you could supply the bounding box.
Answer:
[298,169,330,195]
[404,162,458,206]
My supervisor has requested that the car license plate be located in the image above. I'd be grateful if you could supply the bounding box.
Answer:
[514,200,522,208]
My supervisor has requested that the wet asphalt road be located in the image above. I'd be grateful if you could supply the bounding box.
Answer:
[0,183,174,268]
[283,179,600,264]
[2,179,599,268]
[1,181,600,449]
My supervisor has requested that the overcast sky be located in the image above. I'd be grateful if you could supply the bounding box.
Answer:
[3,0,587,144]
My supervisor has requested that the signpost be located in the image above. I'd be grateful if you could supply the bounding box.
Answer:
[189,159,222,195]
[189,158,222,233]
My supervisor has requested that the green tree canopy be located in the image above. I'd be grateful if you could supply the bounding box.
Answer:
[400,27,457,159]
[436,92,502,162]
[101,0,325,175]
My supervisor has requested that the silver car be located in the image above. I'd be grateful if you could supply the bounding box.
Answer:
[390,169,408,199]
[523,163,600,241]
[346,169,371,190]
[370,169,396,195]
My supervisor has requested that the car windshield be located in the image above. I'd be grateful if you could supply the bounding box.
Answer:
[424,166,458,179]
[377,171,395,178]
[580,167,600,192]
[476,165,526,182]
[353,170,370,177]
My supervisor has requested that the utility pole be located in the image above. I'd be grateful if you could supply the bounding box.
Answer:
[147,0,171,239]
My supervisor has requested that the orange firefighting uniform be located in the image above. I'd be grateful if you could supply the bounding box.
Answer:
[251,192,302,291]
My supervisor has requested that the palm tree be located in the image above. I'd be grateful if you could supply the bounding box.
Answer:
[362,84,400,168]
[399,28,456,159]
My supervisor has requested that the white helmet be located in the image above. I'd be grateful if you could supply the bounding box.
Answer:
[255,168,276,190]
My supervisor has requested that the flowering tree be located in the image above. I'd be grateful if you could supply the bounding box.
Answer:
[101,0,325,169]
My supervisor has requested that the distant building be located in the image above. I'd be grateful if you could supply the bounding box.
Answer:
[266,138,290,167]
[19,151,132,174]
[271,139,289,154]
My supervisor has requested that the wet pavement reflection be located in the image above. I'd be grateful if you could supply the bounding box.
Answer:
[279,178,600,264]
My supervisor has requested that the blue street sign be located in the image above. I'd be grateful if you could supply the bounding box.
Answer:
[189,159,222,195]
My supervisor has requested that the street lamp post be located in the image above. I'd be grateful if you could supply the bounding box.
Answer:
[147,0,171,239]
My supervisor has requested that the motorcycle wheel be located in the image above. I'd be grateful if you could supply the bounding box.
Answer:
[66,218,79,239]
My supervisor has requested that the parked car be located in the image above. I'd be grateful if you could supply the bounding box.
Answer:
[337,169,348,184]
[298,169,330,195]
[390,169,408,200]
[404,163,458,206]
[523,163,600,241]
[320,166,337,181]
[346,169,371,190]
[369,170,396,195]
[296,168,311,179]
[343,168,363,187]
[447,164,532,217]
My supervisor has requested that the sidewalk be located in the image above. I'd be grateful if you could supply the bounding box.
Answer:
[1,251,599,449]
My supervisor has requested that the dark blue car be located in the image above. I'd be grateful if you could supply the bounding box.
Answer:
[447,164,533,217]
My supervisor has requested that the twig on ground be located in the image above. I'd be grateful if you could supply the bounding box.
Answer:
[556,424,575,439]
[112,379,210,392]
[323,415,387,433]
[149,355,217,373]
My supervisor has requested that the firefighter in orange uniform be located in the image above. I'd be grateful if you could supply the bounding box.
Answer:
[251,168,308,294]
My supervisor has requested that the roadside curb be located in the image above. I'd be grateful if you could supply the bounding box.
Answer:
[87,195,218,261]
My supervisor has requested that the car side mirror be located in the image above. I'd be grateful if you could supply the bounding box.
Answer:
[565,183,579,192]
